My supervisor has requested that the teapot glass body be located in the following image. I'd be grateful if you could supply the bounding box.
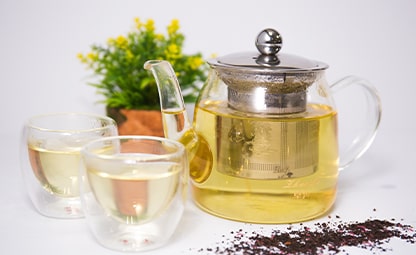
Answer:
[190,69,339,223]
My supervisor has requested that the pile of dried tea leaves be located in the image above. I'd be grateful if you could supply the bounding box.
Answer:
[195,216,415,254]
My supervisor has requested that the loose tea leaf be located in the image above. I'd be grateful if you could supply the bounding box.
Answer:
[195,217,415,254]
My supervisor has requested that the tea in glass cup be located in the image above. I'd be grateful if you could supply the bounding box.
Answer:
[80,136,188,252]
[20,112,118,218]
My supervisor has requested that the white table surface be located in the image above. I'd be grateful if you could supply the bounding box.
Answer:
[1,124,415,255]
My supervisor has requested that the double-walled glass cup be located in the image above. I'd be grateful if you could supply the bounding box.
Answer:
[20,113,118,218]
[80,136,188,252]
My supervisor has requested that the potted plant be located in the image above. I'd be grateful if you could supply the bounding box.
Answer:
[77,18,207,136]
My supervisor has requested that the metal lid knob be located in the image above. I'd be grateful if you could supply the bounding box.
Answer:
[255,28,282,56]
[255,29,282,66]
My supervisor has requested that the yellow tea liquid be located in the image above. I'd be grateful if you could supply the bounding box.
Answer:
[189,100,339,223]
[28,146,81,197]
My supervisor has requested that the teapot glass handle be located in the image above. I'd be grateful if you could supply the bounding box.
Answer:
[330,76,382,171]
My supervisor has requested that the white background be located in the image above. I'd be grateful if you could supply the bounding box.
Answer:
[1,0,416,254]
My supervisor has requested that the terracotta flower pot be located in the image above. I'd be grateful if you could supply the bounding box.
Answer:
[107,107,164,137]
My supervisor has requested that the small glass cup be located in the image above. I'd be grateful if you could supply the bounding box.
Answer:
[20,112,118,218]
[79,136,188,252]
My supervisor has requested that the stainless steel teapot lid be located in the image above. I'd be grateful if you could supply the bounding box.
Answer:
[207,28,329,114]
[208,28,328,74]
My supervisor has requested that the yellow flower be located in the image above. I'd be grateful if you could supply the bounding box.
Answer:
[167,44,179,54]
[76,53,85,62]
[167,19,180,35]
[188,56,203,70]
[107,37,115,45]
[134,17,142,29]
[165,43,181,60]
[145,19,155,32]
[155,33,165,41]
[115,35,128,48]
[87,52,98,61]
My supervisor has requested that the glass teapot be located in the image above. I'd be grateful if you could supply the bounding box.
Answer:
[144,28,381,224]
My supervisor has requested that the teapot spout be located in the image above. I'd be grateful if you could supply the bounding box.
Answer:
[144,60,195,143]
